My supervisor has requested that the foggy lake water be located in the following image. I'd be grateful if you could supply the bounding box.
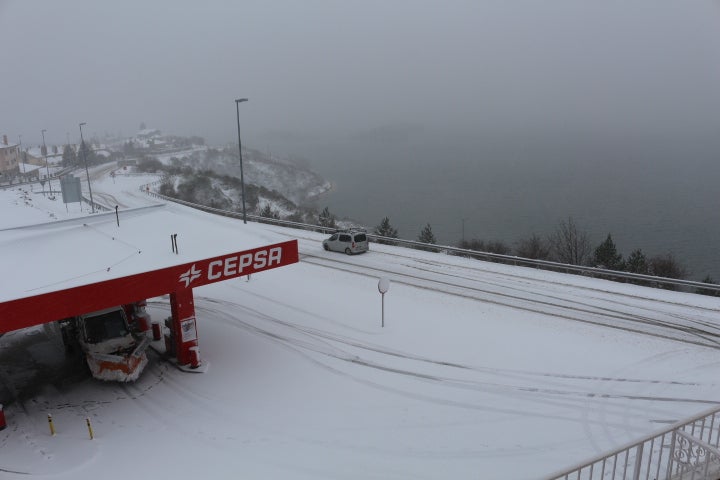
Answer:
[273,128,720,282]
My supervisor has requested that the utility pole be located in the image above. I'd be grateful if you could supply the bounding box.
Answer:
[235,98,249,224]
[18,135,25,174]
[79,122,95,213]
[42,129,51,194]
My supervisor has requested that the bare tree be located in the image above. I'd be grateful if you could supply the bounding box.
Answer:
[456,238,511,261]
[549,217,591,265]
[458,238,486,251]
[515,234,551,260]
[649,253,687,286]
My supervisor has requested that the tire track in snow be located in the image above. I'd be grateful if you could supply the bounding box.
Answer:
[280,227,720,325]
[300,253,720,350]
[288,228,711,302]
[199,290,705,389]
[183,297,717,428]
[190,298,643,448]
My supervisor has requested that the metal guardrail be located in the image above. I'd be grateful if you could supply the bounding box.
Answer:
[80,194,110,212]
[0,167,108,213]
[141,187,720,295]
[0,166,75,190]
[542,404,720,480]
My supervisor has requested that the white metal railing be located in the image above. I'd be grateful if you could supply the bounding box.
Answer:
[542,405,720,480]
[140,186,720,295]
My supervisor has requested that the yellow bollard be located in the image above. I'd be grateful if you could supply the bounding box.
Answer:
[47,414,56,436]
[86,417,94,440]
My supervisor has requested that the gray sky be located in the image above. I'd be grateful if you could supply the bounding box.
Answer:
[2,0,719,147]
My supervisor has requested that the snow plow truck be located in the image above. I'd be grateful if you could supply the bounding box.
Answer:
[59,303,151,382]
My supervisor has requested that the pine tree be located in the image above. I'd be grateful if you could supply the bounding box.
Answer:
[123,141,135,155]
[62,144,77,167]
[593,234,624,270]
[318,207,337,229]
[418,223,436,244]
[78,140,96,166]
[416,223,438,252]
[260,204,279,219]
[626,249,648,274]
[374,217,398,244]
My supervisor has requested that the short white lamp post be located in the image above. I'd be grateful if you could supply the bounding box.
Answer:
[378,277,390,328]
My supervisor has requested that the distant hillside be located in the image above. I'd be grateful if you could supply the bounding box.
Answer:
[188,146,331,206]
[123,131,332,224]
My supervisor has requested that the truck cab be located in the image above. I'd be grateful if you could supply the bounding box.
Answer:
[60,305,150,382]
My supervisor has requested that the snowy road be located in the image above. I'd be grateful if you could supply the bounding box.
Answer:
[1,169,720,479]
[285,229,720,350]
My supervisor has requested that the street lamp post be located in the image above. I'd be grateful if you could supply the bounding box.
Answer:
[41,129,51,194]
[79,122,95,213]
[235,98,248,224]
[18,135,25,174]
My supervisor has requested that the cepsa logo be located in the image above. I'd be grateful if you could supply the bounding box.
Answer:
[178,246,284,288]
[207,247,282,280]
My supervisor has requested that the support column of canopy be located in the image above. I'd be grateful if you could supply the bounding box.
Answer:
[170,288,199,367]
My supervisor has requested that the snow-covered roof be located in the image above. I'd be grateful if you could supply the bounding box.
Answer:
[0,203,279,303]
[137,128,161,137]
[26,146,43,157]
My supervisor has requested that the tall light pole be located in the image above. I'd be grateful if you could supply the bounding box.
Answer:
[79,122,95,213]
[41,129,51,194]
[18,135,25,174]
[235,98,249,224]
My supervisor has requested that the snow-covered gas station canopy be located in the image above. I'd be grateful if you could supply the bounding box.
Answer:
[0,204,299,333]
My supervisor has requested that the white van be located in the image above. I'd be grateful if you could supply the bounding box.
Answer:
[322,228,370,255]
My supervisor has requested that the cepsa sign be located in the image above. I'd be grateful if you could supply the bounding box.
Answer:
[0,240,299,334]
[179,244,292,288]
[209,247,281,280]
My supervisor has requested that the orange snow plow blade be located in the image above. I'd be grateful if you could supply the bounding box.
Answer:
[85,337,150,382]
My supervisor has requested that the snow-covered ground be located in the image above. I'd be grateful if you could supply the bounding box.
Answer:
[1,164,720,479]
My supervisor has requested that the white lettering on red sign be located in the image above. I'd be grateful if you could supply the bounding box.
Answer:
[207,247,282,281]
[224,256,237,277]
